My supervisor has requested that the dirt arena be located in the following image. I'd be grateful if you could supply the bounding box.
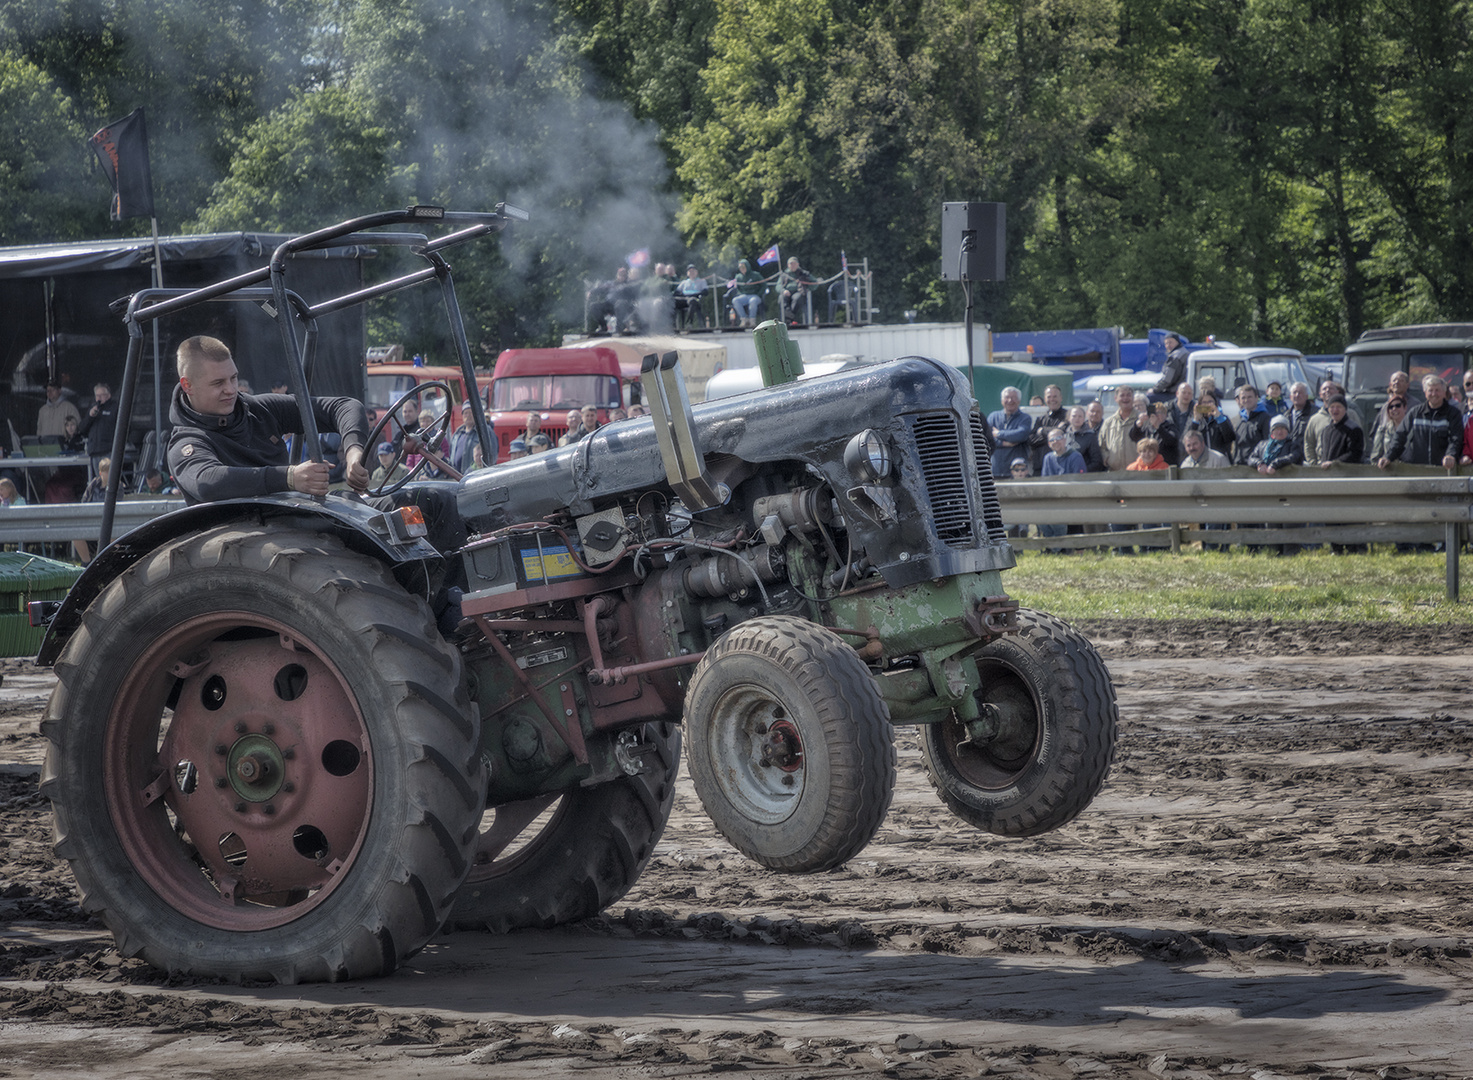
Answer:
[0,618,1469,1078]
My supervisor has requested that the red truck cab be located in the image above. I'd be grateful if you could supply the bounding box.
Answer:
[487,347,623,453]
[364,345,491,432]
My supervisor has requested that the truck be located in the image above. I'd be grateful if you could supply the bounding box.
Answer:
[364,344,491,430]
[1341,323,1473,428]
[485,346,624,453]
[28,205,1118,985]
[1075,345,1317,404]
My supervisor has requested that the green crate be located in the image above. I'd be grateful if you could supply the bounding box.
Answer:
[0,552,83,658]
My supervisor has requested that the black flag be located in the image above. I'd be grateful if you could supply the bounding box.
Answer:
[89,107,156,221]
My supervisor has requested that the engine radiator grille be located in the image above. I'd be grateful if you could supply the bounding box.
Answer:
[911,413,977,545]
[968,411,1009,543]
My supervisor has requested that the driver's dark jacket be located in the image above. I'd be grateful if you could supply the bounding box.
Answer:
[166,386,368,505]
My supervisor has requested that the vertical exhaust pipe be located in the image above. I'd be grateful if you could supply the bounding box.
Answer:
[640,351,727,510]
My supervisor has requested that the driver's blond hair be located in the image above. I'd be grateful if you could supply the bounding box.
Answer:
[177,336,233,384]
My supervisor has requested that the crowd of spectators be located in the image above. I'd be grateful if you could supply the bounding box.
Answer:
[584,253,854,334]
[991,368,1472,555]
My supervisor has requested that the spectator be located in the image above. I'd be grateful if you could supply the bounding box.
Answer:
[1320,395,1365,467]
[728,259,765,327]
[370,442,408,488]
[37,381,81,439]
[1130,400,1180,465]
[558,409,585,447]
[1283,382,1317,460]
[1037,428,1084,552]
[1230,384,1271,465]
[586,267,625,333]
[448,412,483,473]
[1067,406,1105,472]
[1180,429,1230,469]
[506,438,528,460]
[673,264,709,330]
[529,433,552,454]
[609,407,628,422]
[580,405,600,439]
[1151,333,1189,399]
[1168,382,1196,435]
[523,410,544,447]
[1099,386,1140,472]
[0,477,24,507]
[59,415,85,454]
[988,386,1032,478]
[1127,436,1168,471]
[73,457,111,564]
[1462,369,1473,409]
[1263,380,1287,415]
[1086,400,1105,431]
[77,381,118,473]
[1376,397,1409,463]
[138,467,174,495]
[1196,374,1220,401]
[1250,415,1302,473]
[1450,382,1466,411]
[779,257,815,326]
[1026,384,1068,472]
[1185,388,1234,460]
[1379,374,1462,469]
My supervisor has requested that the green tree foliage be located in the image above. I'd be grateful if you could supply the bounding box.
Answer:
[0,50,100,244]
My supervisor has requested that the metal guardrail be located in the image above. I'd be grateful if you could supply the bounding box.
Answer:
[0,499,185,544]
[995,469,1473,599]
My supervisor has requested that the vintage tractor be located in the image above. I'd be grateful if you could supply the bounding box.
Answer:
[31,207,1117,984]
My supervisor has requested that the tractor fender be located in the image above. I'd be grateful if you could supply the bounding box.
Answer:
[36,491,441,665]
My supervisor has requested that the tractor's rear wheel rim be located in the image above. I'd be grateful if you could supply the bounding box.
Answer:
[104,614,373,930]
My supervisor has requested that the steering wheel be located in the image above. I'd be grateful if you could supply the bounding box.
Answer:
[363,382,456,498]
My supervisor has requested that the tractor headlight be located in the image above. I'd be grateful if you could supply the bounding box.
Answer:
[844,429,892,484]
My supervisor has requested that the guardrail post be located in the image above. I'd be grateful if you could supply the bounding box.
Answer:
[1447,522,1460,602]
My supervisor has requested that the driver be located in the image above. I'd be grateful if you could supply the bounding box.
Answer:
[167,335,371,501]
[166,336,469,627]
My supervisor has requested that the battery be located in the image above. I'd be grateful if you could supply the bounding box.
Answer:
[462,533,589,601]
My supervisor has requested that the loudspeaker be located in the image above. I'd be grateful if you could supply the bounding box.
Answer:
[940,202,1006,281]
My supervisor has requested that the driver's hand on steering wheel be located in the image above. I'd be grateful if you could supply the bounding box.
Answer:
[287,460,332,496]
[343,445,370,493]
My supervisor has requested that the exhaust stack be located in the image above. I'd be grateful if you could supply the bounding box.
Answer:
[641,351,727,511]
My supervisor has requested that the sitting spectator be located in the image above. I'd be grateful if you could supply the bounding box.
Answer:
[1379,374,1461,469]
[586,267,626,333]
[370,441,409,488]
[0,477,24,507]
[1320,395,1365,467]
[1375,397,1408,463]
[673,265,709,329]
[1127,436,1168,471]
[988,386,1033,477]
[138,467,175,495]
[73,457,111,564]
[1249,415,1302,473]
[1067,406,1105,471]
[729,259,765,327]
[779,257,815,325]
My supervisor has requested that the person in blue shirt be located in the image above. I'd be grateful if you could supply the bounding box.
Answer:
[988,386,1033,478]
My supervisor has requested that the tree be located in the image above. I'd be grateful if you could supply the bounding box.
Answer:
[0,50,101,244]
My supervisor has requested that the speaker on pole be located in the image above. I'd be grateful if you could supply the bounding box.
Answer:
[940,202,1006,282]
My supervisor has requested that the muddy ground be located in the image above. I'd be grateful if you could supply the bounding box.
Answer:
[0,618,1469,1079]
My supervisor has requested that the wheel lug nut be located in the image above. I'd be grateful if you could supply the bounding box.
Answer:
[782,775,795,787]
[263,804,276,816]
[282,782,295,793]
[234,803,246,813]
[215,744,227,756]
[235,722,247,734]
[263,724,275,736]
[215,777,228,788]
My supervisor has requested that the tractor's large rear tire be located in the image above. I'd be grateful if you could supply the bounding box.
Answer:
[41,525,483,984]
[921,608,1116,837]
[449,721,680,931]
[683,616,896,873]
